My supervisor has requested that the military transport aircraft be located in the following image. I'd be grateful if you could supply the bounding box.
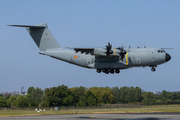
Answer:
[9,23,171,74]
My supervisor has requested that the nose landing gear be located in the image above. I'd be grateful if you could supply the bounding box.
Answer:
[151,67,156,72]
[150,65,157,72]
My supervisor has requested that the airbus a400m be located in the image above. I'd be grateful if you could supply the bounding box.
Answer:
[9,23,171,74]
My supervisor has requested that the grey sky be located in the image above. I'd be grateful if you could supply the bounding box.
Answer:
[0,1,179,92]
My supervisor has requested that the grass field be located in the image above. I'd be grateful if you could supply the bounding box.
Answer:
[1,107,180,117]
[142,104,180,108]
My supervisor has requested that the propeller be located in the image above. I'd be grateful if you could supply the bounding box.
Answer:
[117,45,127,61]
[105,42,113,57]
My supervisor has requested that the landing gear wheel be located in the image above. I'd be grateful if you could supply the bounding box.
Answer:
[110,69,114,74]
[97,69,101,73]
[105,70,109,74]
[151,68,156,72]
[115,69,120,73]
[102,69,106,73]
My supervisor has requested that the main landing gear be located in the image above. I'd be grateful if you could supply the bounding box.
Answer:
[96,69,120,74]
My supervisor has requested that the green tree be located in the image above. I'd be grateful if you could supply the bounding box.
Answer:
[13,95,28,107]
[63,94,74,106]
[117,86,142,104]
[28,87,35,94]
[127,87,142,103]
[41,88,50,107]
[76,96,87,106]
[89,87,115,105]
[25,94,36,107]
[0,97,7,107]
[119,86,129,103]
[5,94,11,100]
[7,95,16,107]
[86,91,97,106]
[41,100,49,107]
[172,92,180,101]
[46,87,62,106]
[70,86,86,106]
[142,92,156,103]
[135,87,143,102]
[112,86,121,103]
[160,90,172,102]
[126,87,136,103]
[27,86,43,106]
[46,85,74,106]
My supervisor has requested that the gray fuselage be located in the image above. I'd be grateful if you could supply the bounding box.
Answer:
[40,47,170,70]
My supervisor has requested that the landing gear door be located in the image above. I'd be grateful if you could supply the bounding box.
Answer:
[87,58,91,65]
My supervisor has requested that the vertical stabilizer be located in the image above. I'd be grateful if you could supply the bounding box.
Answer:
[9,23,60,51]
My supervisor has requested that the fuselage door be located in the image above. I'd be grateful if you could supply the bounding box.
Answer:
[87,58,91,65]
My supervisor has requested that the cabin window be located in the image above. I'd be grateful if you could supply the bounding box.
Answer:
[158,50,160,53]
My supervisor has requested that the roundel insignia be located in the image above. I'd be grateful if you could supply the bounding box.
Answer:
[74,55,77,59]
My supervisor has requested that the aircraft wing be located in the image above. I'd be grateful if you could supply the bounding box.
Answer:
[66,47,120,58]
[67,48,122,63]
[66,42,122,57]
[66,47,95,54]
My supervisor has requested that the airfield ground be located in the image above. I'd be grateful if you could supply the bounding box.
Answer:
[1,113,180,120]
[1,107,180,117]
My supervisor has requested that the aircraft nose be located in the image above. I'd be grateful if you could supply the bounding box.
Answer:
[165,53,171,62]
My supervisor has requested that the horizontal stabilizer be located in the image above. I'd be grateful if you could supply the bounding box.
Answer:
[8,25,45,28]
[8,23,47,28]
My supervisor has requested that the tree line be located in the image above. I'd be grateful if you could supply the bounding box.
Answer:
[0,85,180,107]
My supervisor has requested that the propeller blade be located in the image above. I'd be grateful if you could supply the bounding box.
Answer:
[105,42,113,57]
[117,45,126,61]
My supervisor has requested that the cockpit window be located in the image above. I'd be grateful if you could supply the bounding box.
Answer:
[158,50,165,53]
